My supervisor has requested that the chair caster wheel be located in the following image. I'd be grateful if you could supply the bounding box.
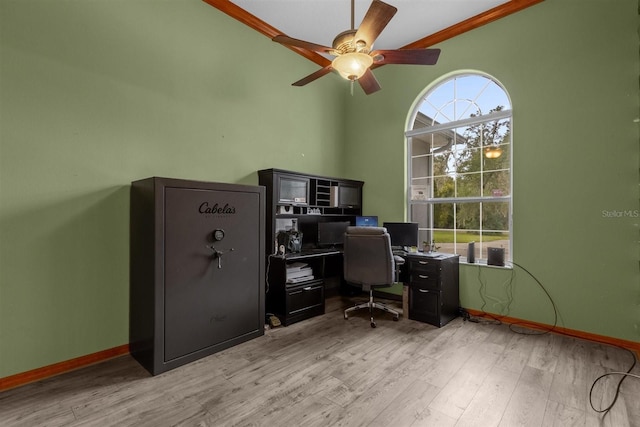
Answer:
[344,313,348,320]
[370,322,376,328]
[393,316,399,321]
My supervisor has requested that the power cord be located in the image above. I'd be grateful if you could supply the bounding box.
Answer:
[505,261,558,335]
[588,349,638,415]
[265,254,272,293]
[471,263,515,325]
[469,259,638,415]
[470,261,557,334]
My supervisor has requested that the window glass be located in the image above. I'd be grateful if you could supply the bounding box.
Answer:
[407,73,512,263]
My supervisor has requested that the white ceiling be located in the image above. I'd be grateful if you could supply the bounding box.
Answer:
[231,0,507,51]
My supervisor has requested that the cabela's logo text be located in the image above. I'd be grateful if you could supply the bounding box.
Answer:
[199,202,236,215]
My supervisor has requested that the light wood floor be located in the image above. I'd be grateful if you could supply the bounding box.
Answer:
[1,295,639,427]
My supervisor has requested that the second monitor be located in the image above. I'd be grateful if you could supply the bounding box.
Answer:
[383,222,419,248]
[317,221,350,248]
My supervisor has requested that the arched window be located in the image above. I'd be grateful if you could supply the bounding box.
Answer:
[406,72,512,263]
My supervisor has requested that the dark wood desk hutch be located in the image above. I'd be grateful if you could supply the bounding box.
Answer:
[258,169,363,326]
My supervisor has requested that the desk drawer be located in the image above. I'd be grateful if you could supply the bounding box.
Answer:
[408,259,441,275]
[408,287,440,325]
[286,280,324,317]
[409,271,441,290]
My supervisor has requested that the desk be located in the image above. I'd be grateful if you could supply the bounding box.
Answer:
[267,250,460,328]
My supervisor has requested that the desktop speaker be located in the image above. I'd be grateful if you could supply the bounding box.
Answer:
[487,247,505,266]
[467,242,475,263]
[330,186,339,207]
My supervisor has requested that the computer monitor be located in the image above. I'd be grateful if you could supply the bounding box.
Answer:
[355,215,378,227]
[383,222,419,248]
[317,221,350,248]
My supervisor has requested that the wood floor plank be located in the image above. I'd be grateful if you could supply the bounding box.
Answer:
[409,407,458,427]
[547,337,591,412]
[426,364,486,419]
[494,328,537,375]
[268,394,343,427]
[0,295,638,427]
[620,363,640,420]
[542,400,587,426]
[499,365,553,427]
[326,351,432,427]
[456,365,520,426]
[367,378,443,427]
[526,332,563,373]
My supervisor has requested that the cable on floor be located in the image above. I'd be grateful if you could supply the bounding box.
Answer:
[588,348,639,416]
[469,259,638,415]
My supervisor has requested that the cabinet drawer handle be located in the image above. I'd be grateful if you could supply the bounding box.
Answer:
[419,274,429,279]
[418,289,430,293]
[290,285,321,294]
[419,261,429,265]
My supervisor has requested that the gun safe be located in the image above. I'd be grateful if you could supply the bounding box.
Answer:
[130,177,265,375]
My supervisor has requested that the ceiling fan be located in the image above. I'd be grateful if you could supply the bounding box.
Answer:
[272,0,441,95]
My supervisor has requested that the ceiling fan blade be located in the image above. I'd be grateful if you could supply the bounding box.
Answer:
[358,69,381,95]
[354,0,397,49]
[273,35,335,54]
[371,48,441,65]
[292,65,334,87]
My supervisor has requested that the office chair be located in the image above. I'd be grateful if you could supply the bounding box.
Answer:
[343,226,404,328]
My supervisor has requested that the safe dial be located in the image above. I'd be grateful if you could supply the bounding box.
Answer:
[212,229,225,241]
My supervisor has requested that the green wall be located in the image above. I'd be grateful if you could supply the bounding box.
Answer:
[345,0,640,342]
[0,0,347,378]
[1,0,638,379]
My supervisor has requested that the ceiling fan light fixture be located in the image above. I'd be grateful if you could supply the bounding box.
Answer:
[332,52,373,81]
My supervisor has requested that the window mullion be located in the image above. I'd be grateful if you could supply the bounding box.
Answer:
[405,109,512,138]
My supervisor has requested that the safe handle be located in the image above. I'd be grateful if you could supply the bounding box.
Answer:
[206,245,235,268]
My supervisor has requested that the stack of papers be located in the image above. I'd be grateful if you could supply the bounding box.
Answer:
[286,262,314,283]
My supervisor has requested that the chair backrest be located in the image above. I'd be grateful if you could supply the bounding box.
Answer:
[343,226,395,287]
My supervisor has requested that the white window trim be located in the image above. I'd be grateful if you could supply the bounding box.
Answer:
[405,73,513,265]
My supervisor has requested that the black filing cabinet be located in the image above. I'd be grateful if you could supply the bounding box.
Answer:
[406,253,459,327]
[130,177,265,375]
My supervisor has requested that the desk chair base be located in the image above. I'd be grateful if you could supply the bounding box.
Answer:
[344,289,400,328]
